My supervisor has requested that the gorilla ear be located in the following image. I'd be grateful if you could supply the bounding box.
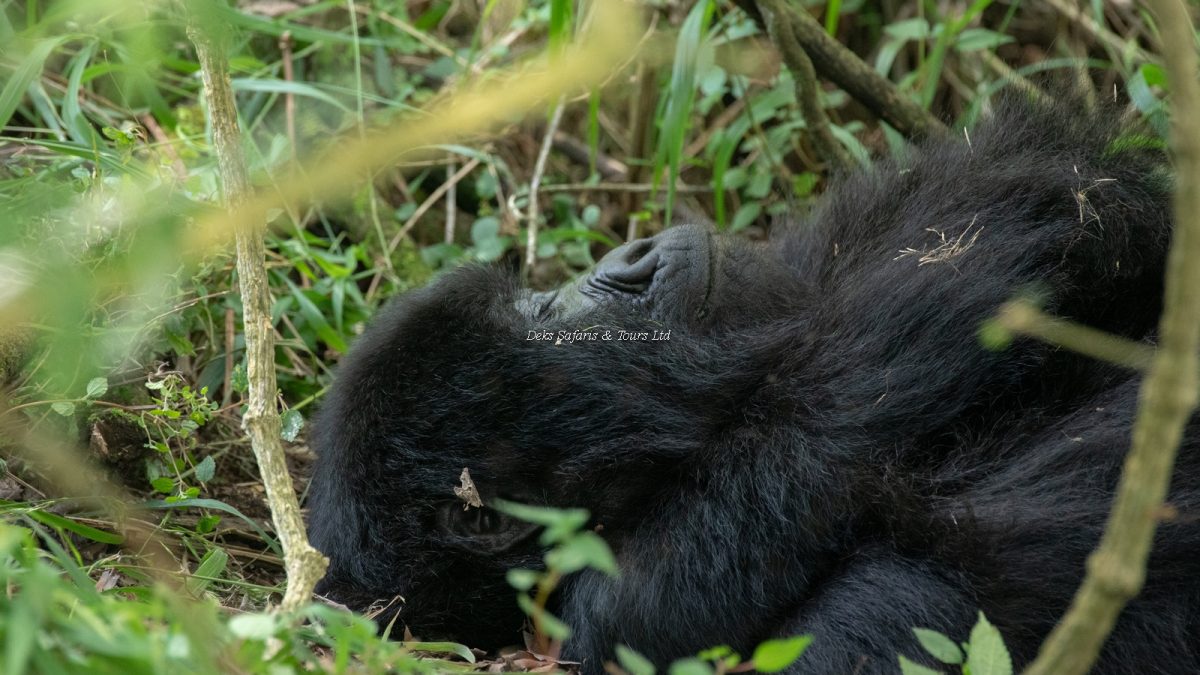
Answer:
[436,503,540,553]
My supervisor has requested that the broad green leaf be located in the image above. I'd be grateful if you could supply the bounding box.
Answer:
[966,613,1013,675]
[616,644,656,675]
[397,641,476,663]
[506,568,539,591]
[752,635,813,673]
[27,509,124,545]
[913,628,964,664]
[194,455,216,483]
[85,377,108,399]
[898,655,944,675]
[281,409,304,442]
[0,36,69,130]
[186,547,228,594]
[667,658,713,675]
[545,531,618,577]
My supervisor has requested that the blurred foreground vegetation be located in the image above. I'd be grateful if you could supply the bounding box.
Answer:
[0,0,1183,672]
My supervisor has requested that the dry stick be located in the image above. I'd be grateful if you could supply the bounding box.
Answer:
[279,31,297,160]
[445,159,457,245]
[387,157,482,252]
[737,0,947,140]
[187,21,328,614]
[1024,1,1200,672]
[758,0,854,171]
[525,98,566,271]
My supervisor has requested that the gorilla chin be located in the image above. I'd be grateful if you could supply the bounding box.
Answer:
[306,98,1200,675]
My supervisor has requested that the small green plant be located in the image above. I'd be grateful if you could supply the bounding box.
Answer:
[615,635,812,675]
[495,499,618,651]
[138,373,219,502]
[899,612,1013,675]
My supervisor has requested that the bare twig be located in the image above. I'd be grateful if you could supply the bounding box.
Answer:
[1025,0,1200,672]
[187,12,328,614]
[992,300,1155,372]
[525,97,566,271]
[279,31,297,160]
[387,157,482,252]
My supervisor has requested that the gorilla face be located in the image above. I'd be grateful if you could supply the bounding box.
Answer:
[307,222,799,649]
[519,224,716,326]
[307,99,1200,675]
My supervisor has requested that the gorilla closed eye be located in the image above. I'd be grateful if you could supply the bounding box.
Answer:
[436,503,536,553]
[306,99,1197,675]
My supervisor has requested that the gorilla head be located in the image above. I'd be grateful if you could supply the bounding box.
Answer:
[307,100,1200,674]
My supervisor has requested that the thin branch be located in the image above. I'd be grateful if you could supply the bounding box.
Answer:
[1025,0,1200,672]
[525,97,566,272]
[993,300,1154,372]
[187,11,327,614]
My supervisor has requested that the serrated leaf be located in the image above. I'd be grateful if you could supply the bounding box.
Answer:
[151,477,175,494]
[616,644,656,675]
[51,401,75,417]
[280,409,304,442]
[898,655,944,675]
[751,635,813,673]
[913,628,963,664]
[966,612,1013,675]
[85,377,108,399]
[194,456,216,483]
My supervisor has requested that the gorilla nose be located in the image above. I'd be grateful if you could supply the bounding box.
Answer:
[591,237,661,294]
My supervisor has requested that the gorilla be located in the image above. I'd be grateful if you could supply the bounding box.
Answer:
[306,99,1200,674]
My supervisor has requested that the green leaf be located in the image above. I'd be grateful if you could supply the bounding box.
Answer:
[196,514,221,534]
[966,612,1013,675]
[616,644,656,675]
[280,409,304,442]
[186,547,228,594]
[194,456,216,483]
[545,531,618,577]
[283,279,349,353]
[492,499,589,545]
[27,509,124,545]
[913,628,964,664]
[151,477,175,494]
[228,613,279,640]
[954,28,1014,52]
[667,658,713,675]
[231,78,352,112]
[397,641,476,663]
[85,377,108,400]
[0,36,69,130]
[516,595,572,640]
[143,498,281,555]
[50,401,75,417]
[506,568,539,591]
[751,635,813,673]
[898,655,944,675]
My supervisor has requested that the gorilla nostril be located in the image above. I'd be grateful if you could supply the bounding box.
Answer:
[588,237,661,295]
[623,239,655,265]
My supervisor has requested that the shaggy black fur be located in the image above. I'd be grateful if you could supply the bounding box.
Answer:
[306,99,1200,674]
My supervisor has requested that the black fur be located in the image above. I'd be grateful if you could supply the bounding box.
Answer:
[307,99,1200,674]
